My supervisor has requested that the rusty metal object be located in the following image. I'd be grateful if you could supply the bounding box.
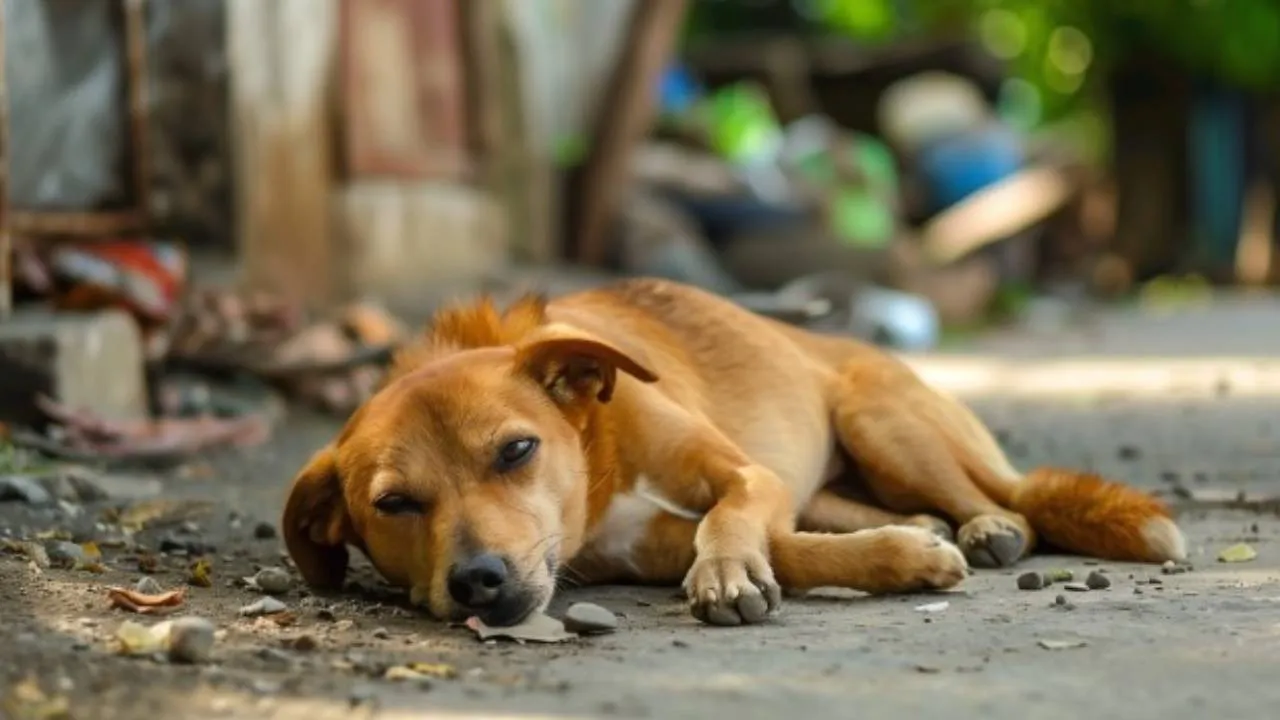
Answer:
[0,0,152,245]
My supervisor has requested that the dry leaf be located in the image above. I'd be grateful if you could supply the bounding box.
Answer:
[107,586,186,615]
[1037,639,1087,650]
[187,559,212,588]
[1,676,72,720]
[114,620,171,656]
[1218,543,1257,563]
[464,612,574,644]
[383,662,456,683]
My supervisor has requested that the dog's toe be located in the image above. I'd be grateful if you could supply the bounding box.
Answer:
[958,515,1028,568]
[684,554,780,627]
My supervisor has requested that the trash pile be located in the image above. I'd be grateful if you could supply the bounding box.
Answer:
[614,60,1084,351]
[4,237,408,466]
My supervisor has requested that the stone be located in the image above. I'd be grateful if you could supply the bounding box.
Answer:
[134,576,164,595]
[1016,572,1044,591]
[45,541,86,568]
[563,602,618,635]
[239,597,288,617]
[253,522,278,540]
[248,567,293,595]
[1085,571,1111,590]
[0,475,52,505]
[0,308,147,428]
[167,616,217,664]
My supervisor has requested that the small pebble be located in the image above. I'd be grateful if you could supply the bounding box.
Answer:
[1062,582,1090,592]
[1116,445,1141,461]
[240,597,288,617]
[135,576,164,595]
[563,602,618,635]
[0,475,53,505]
[1147,577,1162,585]
[290,635,318,652]
[372,627,390,639]
[45,541,86,568]
[1054,594,1068,606]
[250,567,293,595]
[1085,571,1111,590]
[253,522,279,540]
[1133,588,1144,595]
[1016,572,1044,591]
[168,616,217,664]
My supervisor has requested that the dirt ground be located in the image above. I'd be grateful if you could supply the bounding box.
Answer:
[5,296,1280,720]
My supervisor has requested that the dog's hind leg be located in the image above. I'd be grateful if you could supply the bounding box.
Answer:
[827,360,1035,568]
[768,527,968,594]
[799,489,953,541]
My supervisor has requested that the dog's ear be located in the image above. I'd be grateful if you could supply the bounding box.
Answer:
[515,323,658,405]
[282,446,351,591]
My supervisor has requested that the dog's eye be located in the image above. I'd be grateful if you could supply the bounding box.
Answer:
[494,437,539,473]
[372,493,424,516]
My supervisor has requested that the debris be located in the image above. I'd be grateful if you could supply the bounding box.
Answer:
[114,621,170,657]
[563,602,620,634]
[134,576,163,595]
[1218,543,1257,563]
[45,541,103,572]
[187,558,213,587]
[1037,639,1087,651]
[1016,572,1044,590]
[239,597,288,617]
[13,396,271,465]
[245,567,292,595]
[1,676,71,720]
[1162,561,1190,575]
[253,522,278,540]
[1062,582,1090,592]
[289,635,319,652]
[112,498,215,532]
[387,662,456,681]
[912,601,950,614]
[464,612,575,644]
[2,541,51,568]
[913,664,942,674]
[167,616,217,664]
[0,475,53,505]
[1085,571,1111,590]
[372,627,390,639]
[1043,569,1073,583]
[107,586,186,615]
[1116,445,1142,461]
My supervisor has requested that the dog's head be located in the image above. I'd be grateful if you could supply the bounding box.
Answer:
[281,306,657,626]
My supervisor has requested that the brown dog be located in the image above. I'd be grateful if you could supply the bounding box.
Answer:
[283,278,1185,627]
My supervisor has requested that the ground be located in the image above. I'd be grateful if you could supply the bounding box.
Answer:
[4,294,1280,719]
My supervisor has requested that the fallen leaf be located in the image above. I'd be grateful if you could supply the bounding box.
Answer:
[265,611,298,627]
[1037,639,1087,650]
[1218,543,1257,563]
[464,612,574,644]
[187,559,212,588]
[107,586,186,615]
[114,620,172,656]
[383,666,433,683]
[403,662,457,679]
[1,676,72,720]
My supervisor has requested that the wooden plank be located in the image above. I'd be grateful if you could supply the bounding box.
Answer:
[340,0,468,180]
[573,0,689,266]
[228,0,338,308]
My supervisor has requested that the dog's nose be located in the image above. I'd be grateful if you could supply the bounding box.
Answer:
[447,552,509,608]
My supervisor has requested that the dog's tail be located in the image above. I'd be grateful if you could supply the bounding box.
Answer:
[994,467,1186,563]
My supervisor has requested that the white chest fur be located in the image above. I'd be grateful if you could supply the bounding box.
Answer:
[587,476,703,568]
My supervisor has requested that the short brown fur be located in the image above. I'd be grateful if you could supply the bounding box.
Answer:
[283,278,1186,627]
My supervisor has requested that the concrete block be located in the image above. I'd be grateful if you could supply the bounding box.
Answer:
[0,308,148,428]
[333,182,509,306]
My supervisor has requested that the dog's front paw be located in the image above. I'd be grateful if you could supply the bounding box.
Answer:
[683,553,781,626]
[863,526,969,594]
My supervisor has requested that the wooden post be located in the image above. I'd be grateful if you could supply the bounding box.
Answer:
[0,3,10,320]
[573,0,689,266]
[227,0,339,308]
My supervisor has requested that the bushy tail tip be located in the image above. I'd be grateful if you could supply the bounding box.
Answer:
[1011,469,1186,564]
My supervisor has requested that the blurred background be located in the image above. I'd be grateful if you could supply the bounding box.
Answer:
[3,0,1280,441]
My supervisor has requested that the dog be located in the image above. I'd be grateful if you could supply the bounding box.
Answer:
[282,278,1186,627]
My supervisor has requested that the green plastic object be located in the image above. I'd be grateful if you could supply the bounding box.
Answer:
[701,83,783,163]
